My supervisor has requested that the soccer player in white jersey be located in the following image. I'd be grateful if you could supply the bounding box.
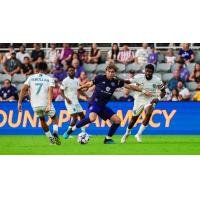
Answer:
[121,64,166,143]
[61,66,88,139]
[18,62,61,145]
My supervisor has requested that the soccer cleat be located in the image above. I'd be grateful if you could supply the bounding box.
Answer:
[104,138,115,144]
[135,134,142,143]
[53,133,61,145]
[63,132,70,139]
[121,133,130,144]
[49,137,55,145]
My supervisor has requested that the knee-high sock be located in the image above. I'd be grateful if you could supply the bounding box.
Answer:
[76,117,91,129]
[108,123,120,137]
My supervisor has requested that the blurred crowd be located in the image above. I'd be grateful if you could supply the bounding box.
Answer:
[0,43,200,102]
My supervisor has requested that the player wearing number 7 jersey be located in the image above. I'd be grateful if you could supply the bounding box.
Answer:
[18,62,61,145]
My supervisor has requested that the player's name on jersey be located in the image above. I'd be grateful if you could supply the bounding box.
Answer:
[31,77,50,82]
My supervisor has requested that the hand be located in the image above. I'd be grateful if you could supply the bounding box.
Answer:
[150,98,159,104]
[66,98,72,104]
[45,104,51,113]
[18,103,22,112]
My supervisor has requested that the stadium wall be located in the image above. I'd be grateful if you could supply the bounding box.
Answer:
[0,102,199,135]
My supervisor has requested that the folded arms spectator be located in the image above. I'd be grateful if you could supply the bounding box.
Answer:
[87,43,101,64]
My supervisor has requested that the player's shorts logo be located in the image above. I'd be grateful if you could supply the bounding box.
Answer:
[106,87,111,92]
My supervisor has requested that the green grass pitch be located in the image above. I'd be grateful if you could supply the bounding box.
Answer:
[0,135,200,155]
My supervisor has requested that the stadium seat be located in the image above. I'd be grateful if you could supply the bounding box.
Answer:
[0,64,4,73]
[187,63,196,74]
[113,91,124,100]
[96,63,106,73]
[16,83,24,92]
[117,73,128,80]
[195,51,200,63]
[83,64,97,73]
[171,63,178,72]
[0,74,11,83]
[116,63,125,72]
[156,63,171,72]
[162,73,173,82]
[125,63,141,72]
[154,73,162,79]
[87,73,95,81]
[186,82,197,91]
[157,53,165,63]
[12,74,27,83]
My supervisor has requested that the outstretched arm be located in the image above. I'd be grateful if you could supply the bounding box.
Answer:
[124,83,152,97]
[78,81,94,91]
[18,84,29,111]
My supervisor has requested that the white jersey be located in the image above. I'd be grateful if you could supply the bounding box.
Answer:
[24,73,55,108]
[131,74,164,101]
[60,76,80,104]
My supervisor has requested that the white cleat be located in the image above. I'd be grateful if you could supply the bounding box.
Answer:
[121,133,130,144]
[135,134,142,143]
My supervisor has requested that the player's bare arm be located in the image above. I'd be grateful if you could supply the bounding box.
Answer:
[60,89,72,104]
[45,86,53,112]
[78,81,94,91]
[78,90,89,102]
[18,84,29,112]
[124,83,152,97]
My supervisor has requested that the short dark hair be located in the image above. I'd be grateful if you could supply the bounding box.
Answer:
[106,63,118,72]
[37,62,48,71]
[67,65,75,71]
[3,79,11,84]
[145,64,155,71]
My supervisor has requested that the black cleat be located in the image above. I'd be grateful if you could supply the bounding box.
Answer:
[104,138,115,144]
[49,137,55,145]
[53,133,61,145]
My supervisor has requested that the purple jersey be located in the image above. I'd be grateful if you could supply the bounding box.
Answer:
[90,75,124,106]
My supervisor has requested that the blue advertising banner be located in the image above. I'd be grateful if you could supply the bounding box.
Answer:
[0,102,199,135]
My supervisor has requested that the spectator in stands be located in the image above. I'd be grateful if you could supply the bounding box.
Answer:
[0,53,5,64]
[52,59,67,82]
[165,48,176,65]
[59,43,73,66]
[148,46,158,65]
[52,79,61,101]
[34,56,45,73]
[127,70,136,80]
[20,57,34,76]
[107,43,119,64]
[45,43,59,67]
[189,62,200,83]
[177,59,190,81]
[3,52,21,76]
[168,70,183,91]
[77,43,87,64]
[178,43,194,64]
[177,81,191,101]
[16,45,30,63]
[0,79,18,102]
[193,90,200,101]
[171,89,179,101]
[135,43,150,66]
[31,43,45,62]
[71,58,85,78]
[4,45,15,61]
[117,43,134,65]
[87,43,101,64]
[118,88,134,102]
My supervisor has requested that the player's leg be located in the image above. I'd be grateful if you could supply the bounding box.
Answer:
[121,105,144,143]
[78,112,87,133]
[135,104,154,143]
[39,116,55,144]
[63,113,77,139]
[51,114,61,145]
[46,104,61,145]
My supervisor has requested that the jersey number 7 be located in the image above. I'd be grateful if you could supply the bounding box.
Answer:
[35,83,43,95]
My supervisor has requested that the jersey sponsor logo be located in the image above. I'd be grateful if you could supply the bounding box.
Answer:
[106,87,111,92]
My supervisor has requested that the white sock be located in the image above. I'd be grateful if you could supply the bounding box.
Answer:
[68,126,72,131]
[106,136,112,139]
[81,126,86,133]
[72,126,77,131]
[126,127,132,135]
[53,124,58,134]
[45,131,53,138]
[137,124,147,136]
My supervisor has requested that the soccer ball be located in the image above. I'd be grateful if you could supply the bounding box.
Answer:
[77,132,90,144]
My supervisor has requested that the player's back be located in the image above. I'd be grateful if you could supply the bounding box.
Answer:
[25,73,55,108]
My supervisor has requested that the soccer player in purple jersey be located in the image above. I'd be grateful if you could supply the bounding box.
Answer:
[63,63,151,144]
